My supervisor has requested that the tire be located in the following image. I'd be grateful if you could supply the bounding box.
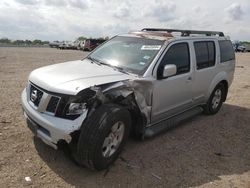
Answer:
[73,104,131,170]
[203,83,225,115]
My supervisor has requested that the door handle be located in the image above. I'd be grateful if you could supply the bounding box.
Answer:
[186,76,192,82]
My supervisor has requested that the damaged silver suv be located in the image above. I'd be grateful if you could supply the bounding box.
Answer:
[22,28,235,170]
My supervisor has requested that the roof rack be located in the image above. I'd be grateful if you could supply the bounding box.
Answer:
[141,28,224,37]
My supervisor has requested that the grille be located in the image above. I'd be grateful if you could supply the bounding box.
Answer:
[30,84,43,106]
[46,96,60,113]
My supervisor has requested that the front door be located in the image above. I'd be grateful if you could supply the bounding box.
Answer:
[151,42,193,123]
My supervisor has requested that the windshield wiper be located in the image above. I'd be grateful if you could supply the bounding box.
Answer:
[87,56,130,75]
[112,66,130,75]
[87,56,103,65]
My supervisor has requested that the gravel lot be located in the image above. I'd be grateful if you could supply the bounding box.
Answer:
[0,47,249,188]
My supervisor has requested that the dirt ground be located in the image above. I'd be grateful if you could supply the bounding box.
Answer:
[0,47,249,188]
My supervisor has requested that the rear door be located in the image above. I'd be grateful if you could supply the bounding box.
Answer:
[192,40,217,105]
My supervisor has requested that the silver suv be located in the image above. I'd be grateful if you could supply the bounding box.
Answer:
[21,28,235,170]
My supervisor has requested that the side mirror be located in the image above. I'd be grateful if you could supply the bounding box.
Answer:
[162,64,177,78]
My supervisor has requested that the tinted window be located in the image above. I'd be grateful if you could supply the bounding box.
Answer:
[219,40,235,62]
[194,41,215,70]
[158,43,190,77]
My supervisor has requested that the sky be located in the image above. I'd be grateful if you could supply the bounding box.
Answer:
[0,0,249,41]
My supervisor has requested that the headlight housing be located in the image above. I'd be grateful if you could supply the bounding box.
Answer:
[55,88,96,120]
[66,102,87,115]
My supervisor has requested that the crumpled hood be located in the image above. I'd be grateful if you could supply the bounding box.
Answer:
[29,59,136,95]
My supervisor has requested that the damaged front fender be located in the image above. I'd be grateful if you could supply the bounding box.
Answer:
[76,79,153,137]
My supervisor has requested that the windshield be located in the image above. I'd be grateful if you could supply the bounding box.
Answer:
[88,36,164,75]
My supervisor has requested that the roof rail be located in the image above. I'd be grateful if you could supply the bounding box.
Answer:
[141,28,224,37]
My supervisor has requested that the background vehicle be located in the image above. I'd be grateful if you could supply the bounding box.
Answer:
[72,40,81,50]
[59,41,74,50]
[237,45,246,52]
[49,41,61,48]
[83,39,105,51]
[232,40,246,52]
[76,40,86,50]
[22,28,235,170]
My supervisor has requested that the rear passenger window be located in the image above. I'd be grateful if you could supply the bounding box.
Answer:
[158,43,190,77]
[194,41,215,70]
[219,40,235,62]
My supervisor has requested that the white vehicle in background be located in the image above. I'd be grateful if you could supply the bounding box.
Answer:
[73,40,81,50]
[232,40,246,52]
[237,45,246,52]
[49,41,61,48]
[59,41,74,50]
[77,40,86,50]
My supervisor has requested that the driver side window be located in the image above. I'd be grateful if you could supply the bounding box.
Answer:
[157,43,190,78]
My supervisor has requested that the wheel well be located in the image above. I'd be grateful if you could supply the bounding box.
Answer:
[110,94,146,139]
[219,80,228,102]
[127,108,146,139]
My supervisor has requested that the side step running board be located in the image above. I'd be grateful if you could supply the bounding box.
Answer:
[144,107,203,138]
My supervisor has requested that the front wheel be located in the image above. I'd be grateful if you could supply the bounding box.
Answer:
[203,83,225,115]
[73,104,131,170]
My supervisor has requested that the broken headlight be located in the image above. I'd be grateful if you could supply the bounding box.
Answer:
[55,88,96,120]
[66,102,87,115]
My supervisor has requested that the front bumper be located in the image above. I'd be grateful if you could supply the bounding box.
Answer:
[21,89,87,149]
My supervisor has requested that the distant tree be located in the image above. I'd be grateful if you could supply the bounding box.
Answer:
[13,40,25,45]
[241,41,250,45]
[0,38,51,46]
[32,39,42,45]
[77,36,87,41]
[42,41,50,45]
[96,37,109,40]
[0,38,11,44]
[25,40,32,45]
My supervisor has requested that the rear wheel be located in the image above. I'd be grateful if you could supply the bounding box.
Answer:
[203,83,225,115]
[73,104,131,170]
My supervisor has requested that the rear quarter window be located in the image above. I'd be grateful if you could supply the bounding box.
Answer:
[219,40,235,62]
